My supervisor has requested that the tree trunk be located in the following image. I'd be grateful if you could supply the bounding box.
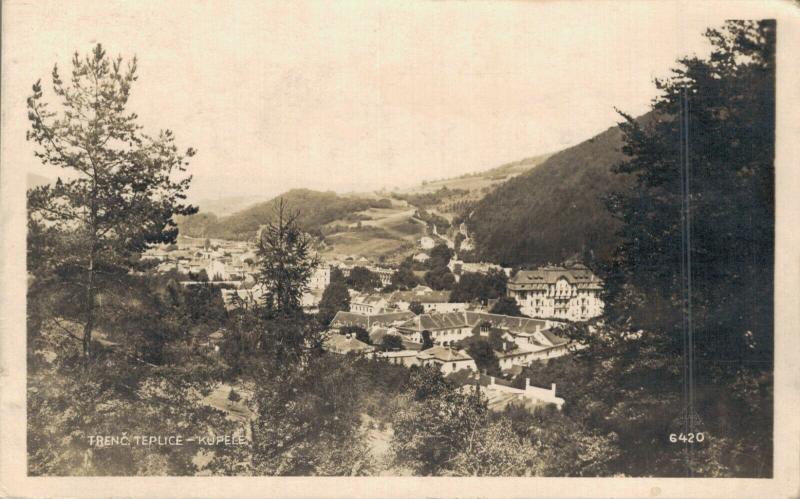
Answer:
[83,254,95,359]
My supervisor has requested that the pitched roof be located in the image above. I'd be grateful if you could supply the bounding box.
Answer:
[539,329,570,346]
[417,346,473,362]
[508,265,602,290]
[329,310,415,329]
[323,334,374,353]
[395,310,551,334]
[387,289,450,304]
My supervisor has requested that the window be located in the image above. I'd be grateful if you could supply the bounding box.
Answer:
[452,363,456,370]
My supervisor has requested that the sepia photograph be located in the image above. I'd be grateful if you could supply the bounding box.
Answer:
[2,0,799,496]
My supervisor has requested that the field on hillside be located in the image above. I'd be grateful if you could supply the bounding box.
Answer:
[320,201,426,262]
[396,153,552,195]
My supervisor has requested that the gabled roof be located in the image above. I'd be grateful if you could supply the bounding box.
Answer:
[329,310,415,329]
[508,265,602,289]
[539,329,570,347]
[395,311,550,334]
[417,346,473,362]
[387,289,450,304]
[324,334,374,353]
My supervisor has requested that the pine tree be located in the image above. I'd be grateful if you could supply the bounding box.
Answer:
[26,44,197,359]
[255,198,319,317]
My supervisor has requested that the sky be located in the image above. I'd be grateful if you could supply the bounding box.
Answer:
[1,0,779,204]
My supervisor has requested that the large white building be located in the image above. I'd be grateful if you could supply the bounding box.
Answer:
[507,264,603,321]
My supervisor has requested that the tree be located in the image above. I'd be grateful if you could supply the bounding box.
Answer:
[449,419,533,476]
[408,301,424,315]
[428,243,454,268]
[391,368,491,475]
[255,199,319,317]
[598,20,775,476]
[250,356,373,475]
[449,269,508,303]
[26,44,196,358]
[489,296,523,317]
[346,266,381,292]
[424,266,455,291]
[389,257,419,290]
[317,278,350,326]
[457,336,500,376]
[380,334,404,352]
[421,330,434,350]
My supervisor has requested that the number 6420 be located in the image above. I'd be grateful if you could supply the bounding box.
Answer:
[669,432,705,443]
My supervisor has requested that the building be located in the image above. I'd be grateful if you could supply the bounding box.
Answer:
[385,286,467,313]
[395,311,553,347]
[378,349,421,368]
[416,346,477,375]
[412,252,430,264]
[349,294,392,315]
[419,236,436,250]
[447,371,565,411]
[323,333,375,355]
[308,265,331,290]
[507,264,603,321]
[328,310,416,331]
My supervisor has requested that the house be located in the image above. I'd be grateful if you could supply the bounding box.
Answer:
[507,263,603,321]
[386,286,468,313]
[328,310,416,331]
[308,265,331,290]
[377,349,421,367]
[419,236,436,250]
[323,333,375,355]
[395,310,552,347]
[412,252,430,264]
[349,294,392,315]
[447,372,565,411]
[416,346,477,375]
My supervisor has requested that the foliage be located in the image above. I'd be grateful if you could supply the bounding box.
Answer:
[387,256,420,291]
[250,356,373,475]
[391,368,490,475]
[380,334,404,352]
[489,296,524,317]
[255,199,319,317]
[26,44,197,357]
[424,266,455,291]
[345,266,382,292]
[408,301,424,315]
[449,419,534,476]
[596,19,774,477]
[428,243,454,268]
[420,330,434,350]
[317,278,350,326]
[457,336,500,376]
[178,189,394,240]
[449,269,507,303]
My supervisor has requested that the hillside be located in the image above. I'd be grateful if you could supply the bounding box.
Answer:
[464,115,653,267]
[396,153,552,196]
[178,189,392,240]
[389,153,553,224]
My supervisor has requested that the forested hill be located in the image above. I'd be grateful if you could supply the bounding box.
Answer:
[465,113,655,267]
[177,189,393,240]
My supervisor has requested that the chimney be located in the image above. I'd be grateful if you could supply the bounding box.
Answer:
[490,376,495,386]
[551,383,557,396]
[525,378,530,390]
